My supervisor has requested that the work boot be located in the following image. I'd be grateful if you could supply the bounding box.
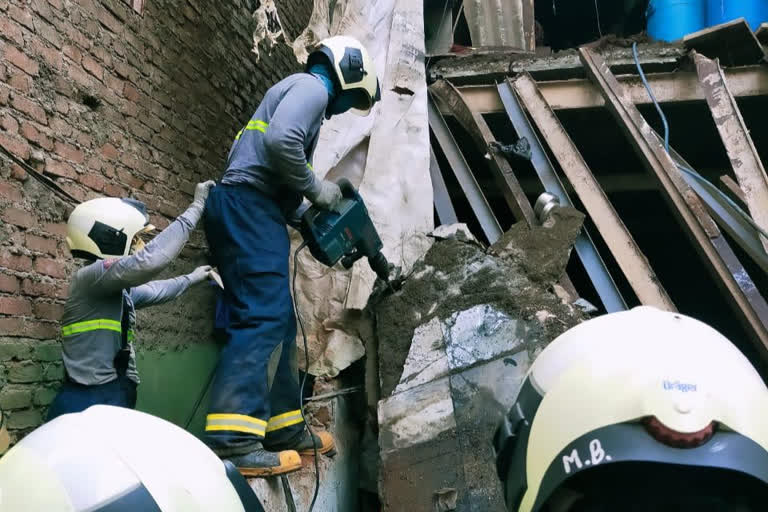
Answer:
[268,430,337,457]
[225,443,302,478]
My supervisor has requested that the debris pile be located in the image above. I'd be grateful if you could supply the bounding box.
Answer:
[373,209,589,510]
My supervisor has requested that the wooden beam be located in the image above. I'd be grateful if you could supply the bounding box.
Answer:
[579,47,768,361]
[429,79,535,225]
[447,67,768,113]
[511,73,676,312]
[694,52,768,253]
[684,18,766,67]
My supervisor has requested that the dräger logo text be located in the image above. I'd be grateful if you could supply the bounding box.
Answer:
[663,380,697,392]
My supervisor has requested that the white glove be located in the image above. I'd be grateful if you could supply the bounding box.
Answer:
[193,180,216,207]
[188,265,213,284]
[310,180,343,212]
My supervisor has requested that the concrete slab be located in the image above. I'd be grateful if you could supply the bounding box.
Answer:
[394,317,450,395]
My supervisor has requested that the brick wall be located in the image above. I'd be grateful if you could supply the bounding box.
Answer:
[0,0,313,442]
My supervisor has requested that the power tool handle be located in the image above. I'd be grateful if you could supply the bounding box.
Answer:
[335,177,357,200]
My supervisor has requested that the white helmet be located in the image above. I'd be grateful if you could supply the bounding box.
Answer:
[66,198,154,259]
[0,406,264,511]
[495,306,768,511]
[307,35,381,116]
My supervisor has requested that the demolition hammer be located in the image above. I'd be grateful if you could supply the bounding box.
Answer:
[299,178,392,285]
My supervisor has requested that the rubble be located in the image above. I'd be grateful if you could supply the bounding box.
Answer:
[373,211,588,510]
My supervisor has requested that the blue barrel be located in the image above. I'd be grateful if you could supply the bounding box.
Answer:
[648,0,707,42]
[707,0,768,30]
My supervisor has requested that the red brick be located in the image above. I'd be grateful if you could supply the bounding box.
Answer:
[0,253,33,272]
[105,72,124,95]
[0,85,9,105]
[1,114,19,133]
[10,163,27,181]
[2,207,35,228]
[42,222,67,239]
[7,4,34,31]
[97,8,123,34]
[44,158,77,179]
[82,55,104,80]
[3,45,39,76]
[73,130,93,148]
[22,278,65,299]
[0,297,33,316]
[59,182,87,202]
[0,133,30,160]
[123,83,139,102]
[0,274,19,293]
[26,234,58,255]
[20,122,53,151]
[116,168,144,189]
[34,19,61,49]
[0,181,22,202]
[33,301,64,320]
[7,69,31,92]
[0,317,57,339]
[11,96,48,125]
[0,317,23,336]
[31,39,63,70]
[49,116,72,137]
[101,143,118,160]
[34,258,66,279]
[79,172,106,192]
[63,24,90,51]
[0,17,24,46]
[66,62,93,88]
[104,182,127,197]
[54,141,85,164]
[62,44,82,64]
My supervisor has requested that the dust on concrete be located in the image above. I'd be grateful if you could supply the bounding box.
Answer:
[374,208,588,398]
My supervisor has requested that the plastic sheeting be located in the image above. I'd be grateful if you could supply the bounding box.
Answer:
[286,0,433,377]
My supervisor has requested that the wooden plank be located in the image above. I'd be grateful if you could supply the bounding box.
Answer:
[757,23,768,45]
[684,18,766,67]
[579,46,768,361]
[429,79,535,225]
[428,95,503,243]
[720,175,747,207]
[522,0,535,52]
[694,52,768,253]
[447,66,768,113]
[511,73,676,312]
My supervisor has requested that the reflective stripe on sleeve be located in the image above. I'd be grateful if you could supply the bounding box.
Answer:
[234,119,269,140]
[61,319,122,337]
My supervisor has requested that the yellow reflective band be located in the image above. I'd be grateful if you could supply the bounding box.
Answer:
[127,330,135,342]
[266,410,303,433]
[61,319,122,337]
[206,413,267,436]
[206,424,266,436]
[234,119,269,141]
[206,413,267,426]
[306,163,314,171]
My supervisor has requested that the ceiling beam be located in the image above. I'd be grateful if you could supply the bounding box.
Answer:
[444,66,768,113]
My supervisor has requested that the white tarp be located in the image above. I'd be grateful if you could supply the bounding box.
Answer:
[278,0,434,377]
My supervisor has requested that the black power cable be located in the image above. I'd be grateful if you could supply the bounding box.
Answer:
[292,240,320,512]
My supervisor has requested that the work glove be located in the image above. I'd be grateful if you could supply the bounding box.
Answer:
[193,180,216,208]
[310,180,343,212]
[188,265,214,284]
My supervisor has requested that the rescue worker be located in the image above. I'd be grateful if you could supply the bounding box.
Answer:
[47,181,217,420]
[203,35,381,477]
[495,306,768,511]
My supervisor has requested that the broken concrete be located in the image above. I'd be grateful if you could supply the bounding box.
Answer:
[375,215,587,510]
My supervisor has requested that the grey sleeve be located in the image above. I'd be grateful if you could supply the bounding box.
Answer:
[84,202,204,294]
[264,81,327,199]
[131,275,194,309]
